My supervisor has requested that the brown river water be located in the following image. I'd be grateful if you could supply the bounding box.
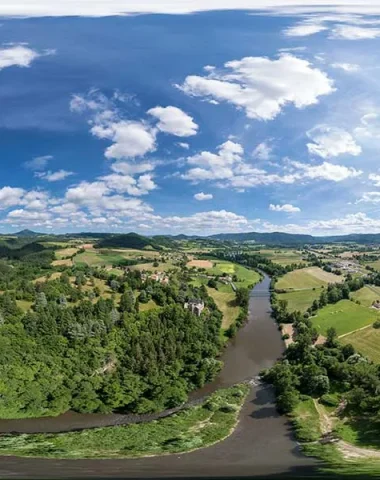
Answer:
[0,273,320,478]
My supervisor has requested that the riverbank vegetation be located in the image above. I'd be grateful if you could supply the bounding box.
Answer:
[0,384,249,459]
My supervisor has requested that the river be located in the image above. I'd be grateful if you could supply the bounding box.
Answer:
[0,273,319,477]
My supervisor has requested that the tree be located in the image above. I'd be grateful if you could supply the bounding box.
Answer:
[120,289,135,313]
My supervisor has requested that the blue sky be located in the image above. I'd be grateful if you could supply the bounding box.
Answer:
[2,3,380,235]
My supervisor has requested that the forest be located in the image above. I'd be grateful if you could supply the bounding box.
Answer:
[0,243,224,418]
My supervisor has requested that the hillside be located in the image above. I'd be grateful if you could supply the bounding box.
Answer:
[95,233,162,250]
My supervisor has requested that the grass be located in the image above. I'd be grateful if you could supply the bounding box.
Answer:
[207,286,239,329]
[258,249,305,266]
[277,288,322,313]
[290,398,321,443]
[312,300,380,337]
[276,267,343,291]
[335,417,380,450]
[55,247,79,259]
[202,260,260,289]
[0,385,249,459]
[74,250,125,267]
[139,299,158,312]
[16,300,33,312]
[340,326,380,363]
[351,285,380,307]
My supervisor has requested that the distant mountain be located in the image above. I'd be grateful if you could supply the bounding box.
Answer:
[209,231,380,245]
[96,232,162,250]
[209,231,315,245]
[14,229,42,237]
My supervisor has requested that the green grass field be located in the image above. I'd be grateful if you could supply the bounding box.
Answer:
[16,300,34,312]
[206,286,239,329]
[277,288,323,313]
[340,326,380,363]
[258,249,305,266]
[276,267,343,291]
[312,300,380,336]
[205,261,260,289]
[351,285,380,307]
[0,385,249,459]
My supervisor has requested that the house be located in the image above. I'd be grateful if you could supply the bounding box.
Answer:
[184,299,205,316]
[372,300,380,310]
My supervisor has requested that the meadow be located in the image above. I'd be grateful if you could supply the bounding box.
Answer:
[312,300,380,337]
[277,288,323,313]
[340,327,380,363]
[257,248,305,266]
[351,285,380,307]
[276,267,343,291]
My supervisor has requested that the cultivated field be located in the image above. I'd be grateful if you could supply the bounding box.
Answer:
[312,300,380,336]
[206,286,239,329]
[258,249,305,266]
[55,247,79,259]
[187,259,214,269]
[51,259,73,267]
[278,288,323,313]
[276,267,343,291]
[351,285,380,307]
[341,327,380,364]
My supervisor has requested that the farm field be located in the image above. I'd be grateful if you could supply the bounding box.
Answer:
[312,300,380,336]
[258,249,305,266]
[33,272,62,284]
[277,288,323,313]
[187,259,214,269]
[51,259,73,267]
[340,327,380,364]
[276,267,343,291]
[366,260,380,271]
[200,260,260,289]
[55,247,79,259]
[206,286,239,329]
[351,285,380,307]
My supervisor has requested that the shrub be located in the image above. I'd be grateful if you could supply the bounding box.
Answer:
[373,319,380,329]
[282,333,290,340]
[320,394,339,408]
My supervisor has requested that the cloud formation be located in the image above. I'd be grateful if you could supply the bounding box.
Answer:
[194,192,213,201]
[306,125,362,158]
[179,54,334,120]
[148,106,198,137]
[269,203,301,213]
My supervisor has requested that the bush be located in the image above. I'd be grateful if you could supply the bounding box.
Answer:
[373,319,380,329]
[320,394,339,407]
[282,333,290,340]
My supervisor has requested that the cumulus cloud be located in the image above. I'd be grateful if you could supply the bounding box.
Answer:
[0,45,53,70]
[269,203,300,213]
[306,125,362,158]
[182,139,361,189]
[357,191,380,204]
[36,170,74,182]
[369,173,380,186]
[111,161,155,175]
[178,54,334,120]
[92,121,156,160]
[24,155,53,171]
[284,21,327,37]
[0,187,25,209]
[148,106,198,137]
[100,173,157,196]
[252,141,272,161]
[354,113,380,141]
[330,25,380,39]
[194,192,213,201]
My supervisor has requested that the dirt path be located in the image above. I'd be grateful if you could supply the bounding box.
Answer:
[313,399,380,460]
[338,324,373,339]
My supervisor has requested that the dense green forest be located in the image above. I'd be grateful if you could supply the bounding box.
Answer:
[0,244,224,418]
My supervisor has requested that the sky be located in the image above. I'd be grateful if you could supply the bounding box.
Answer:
[2,2,380,235]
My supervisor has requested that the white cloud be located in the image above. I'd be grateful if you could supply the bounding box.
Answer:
[92,121,156,160]
[177,142,190,149]
[357,191,380,204]
[306,125,362,158]
[100,173,156,196]
[0,45,52,70]
[36,170,74,182]
[24,155,53,171]
[5,2,380,17]
[284,22,327,37]
[178,54,334,120]
[147,106,198,137]
[369,173,380,186]
[0,187,25,209]
[111,161,155,175]
[194,192,213,201]
[354,113,380,141]
[252,141,272,160]
[330,25,380,39]
[331,62,360,72]
[291,160,362,181]
[269,203,300,213]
